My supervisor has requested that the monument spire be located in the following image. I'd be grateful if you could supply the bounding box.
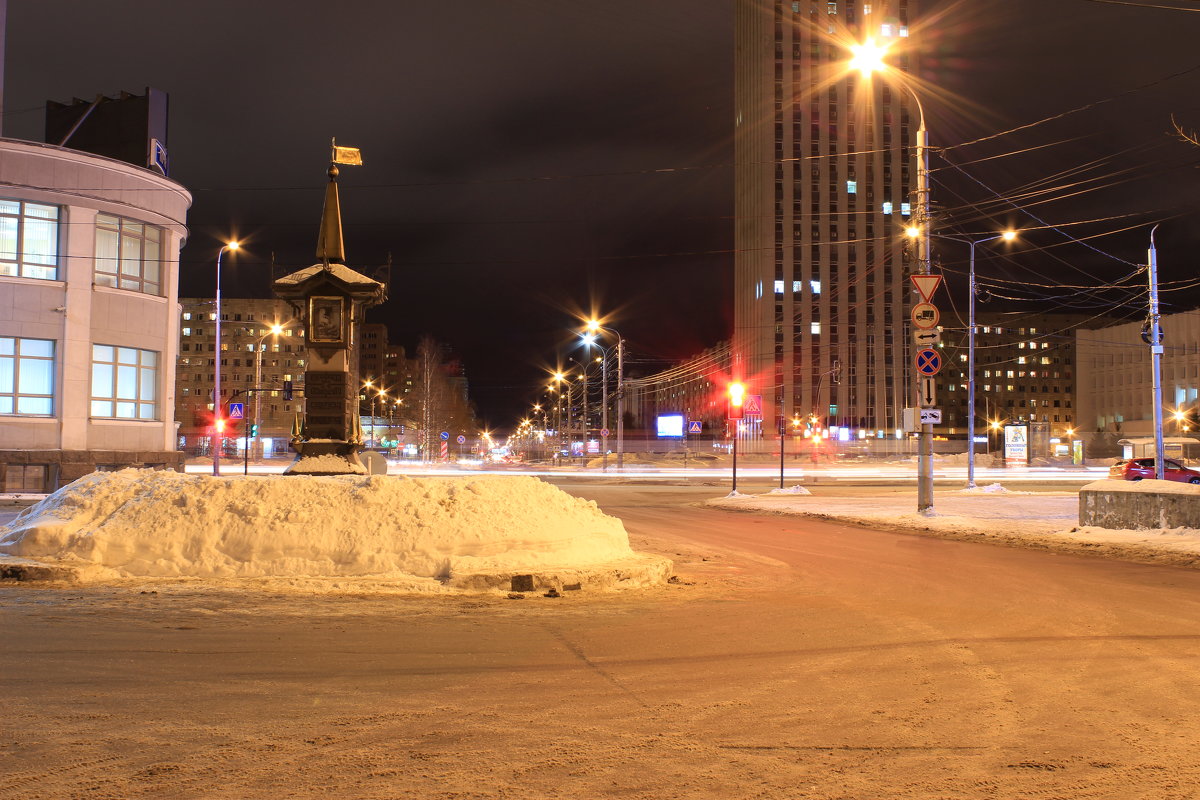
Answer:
[315,162,345,265]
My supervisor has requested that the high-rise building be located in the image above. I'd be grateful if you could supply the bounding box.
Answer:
[734,0,916,447]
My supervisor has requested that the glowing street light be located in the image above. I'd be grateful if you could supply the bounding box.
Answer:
[848,38,889,78]
[581,317,627,470]
[212,240,239,476]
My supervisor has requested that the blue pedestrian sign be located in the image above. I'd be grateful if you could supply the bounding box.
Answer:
[440,430,450,440]
[915,348,942,376]
[688,420,702,433]
[228,402,245,419]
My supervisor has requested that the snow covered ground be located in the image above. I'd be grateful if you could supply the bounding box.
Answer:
[708,481,1200,568]
[0,469,671,591]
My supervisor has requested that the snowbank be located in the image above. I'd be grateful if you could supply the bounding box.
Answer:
[0,470,671,590]
[707,486,1200,568]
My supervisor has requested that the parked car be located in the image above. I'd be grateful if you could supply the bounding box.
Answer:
[1109,457,1200,484]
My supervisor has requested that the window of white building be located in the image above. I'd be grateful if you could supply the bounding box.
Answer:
[94,214,165,295]
[91,344,158,419]
[0,200,60,280]
[0,336,55,415]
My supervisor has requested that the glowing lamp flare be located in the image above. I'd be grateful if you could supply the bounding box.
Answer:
[849,38,889,77]
[728,382,746,407]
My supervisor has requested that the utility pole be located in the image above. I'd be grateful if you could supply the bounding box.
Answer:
[1148,225,1166,480]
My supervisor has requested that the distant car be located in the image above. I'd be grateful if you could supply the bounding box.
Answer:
[1109,458,1200,484]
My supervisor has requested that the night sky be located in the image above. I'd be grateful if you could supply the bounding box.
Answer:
[6,0,1200,430]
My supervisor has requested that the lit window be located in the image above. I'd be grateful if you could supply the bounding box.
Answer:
[95,214,165,296]
[1018,357,1026,364]
[864,4,871,12]
[882,202,893,215]
[846,180,857,194]
[182,328,191,336]
[810,280,821,294]
[0,336,55,415]
[900,202,912,216]
[881,23,892,36]
[183,313,192,321]
[899,26,909,37]
[91,344,158,420]
[792,280,802,293]
[774,280,785,295]
[792,0,800,10]
[811,322,821,335]
[755,281,763,299]
[0,200,60,280]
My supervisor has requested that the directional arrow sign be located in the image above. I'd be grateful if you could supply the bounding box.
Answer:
[910,274,943,302]
[919,377,937,408]
[915,348,943,376]
[913,328,942,346]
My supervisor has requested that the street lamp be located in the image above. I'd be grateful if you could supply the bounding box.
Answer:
[212,240,239,476]
[848,38,936,512]
[913,229,1016,488]
[253,322,286,460]
[584,319,626,470]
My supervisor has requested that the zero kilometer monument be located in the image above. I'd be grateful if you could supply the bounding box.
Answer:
[273,146,386,475]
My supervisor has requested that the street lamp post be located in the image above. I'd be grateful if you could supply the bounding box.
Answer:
[584,320,626,469]
[921,231,1015,488]
[253,322,285,460]
[212,240,239,476]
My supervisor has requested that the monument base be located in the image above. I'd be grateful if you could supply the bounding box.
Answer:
[283,439,367,475]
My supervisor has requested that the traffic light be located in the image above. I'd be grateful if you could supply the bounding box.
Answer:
[215,418,226,434]
[250,423,259,437]
[727,382,746,420]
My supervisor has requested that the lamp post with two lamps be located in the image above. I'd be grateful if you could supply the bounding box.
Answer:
[910,229,1016,488]
[252,322,285,459]
[583,319,626,469]
[850,38,937,513]
[212,240,239,476]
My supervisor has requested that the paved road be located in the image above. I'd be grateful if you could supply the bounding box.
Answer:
[3,483,1200,799]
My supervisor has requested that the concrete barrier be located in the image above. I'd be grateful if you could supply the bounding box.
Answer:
[1079,479,1200,530]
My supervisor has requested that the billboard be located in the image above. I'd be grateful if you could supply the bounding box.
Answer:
[656,414,685,438]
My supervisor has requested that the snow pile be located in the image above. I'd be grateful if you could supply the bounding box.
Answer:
[0,470,670,589]
[958,482,1033,495]
[767,485,812,495]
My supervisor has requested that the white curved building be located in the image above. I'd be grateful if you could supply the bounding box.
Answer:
[0,138,191,492]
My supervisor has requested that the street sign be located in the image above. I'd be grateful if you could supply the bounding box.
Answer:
[456,434,466,444]
[601,428,610,437]
[914,348,943,376]
[918,377,937,408]
[743,394,763,416]
[688,420,702,434]
[910,274,943,302]
[228,402,244,419]
[440,430,449,440]
[912,328,941,346]
[911,302,940,329]
[920,408,942,424]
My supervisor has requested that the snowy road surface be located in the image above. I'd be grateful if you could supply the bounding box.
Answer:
[4,482,1200,798]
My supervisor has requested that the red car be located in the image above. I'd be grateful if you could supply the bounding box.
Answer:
[1109,458,1200,484]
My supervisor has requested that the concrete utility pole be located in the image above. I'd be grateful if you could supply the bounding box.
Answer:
[1148,225,1166,480]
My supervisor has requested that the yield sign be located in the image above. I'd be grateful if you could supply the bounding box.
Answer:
[915,348,943,376]
[910,274,943,302]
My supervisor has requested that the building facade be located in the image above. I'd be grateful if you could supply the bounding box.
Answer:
[1077,309,1200,439]
[935,312,1102,442]
[176,298,307,456]
[0,138,191,491]
[734,0,916,449]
